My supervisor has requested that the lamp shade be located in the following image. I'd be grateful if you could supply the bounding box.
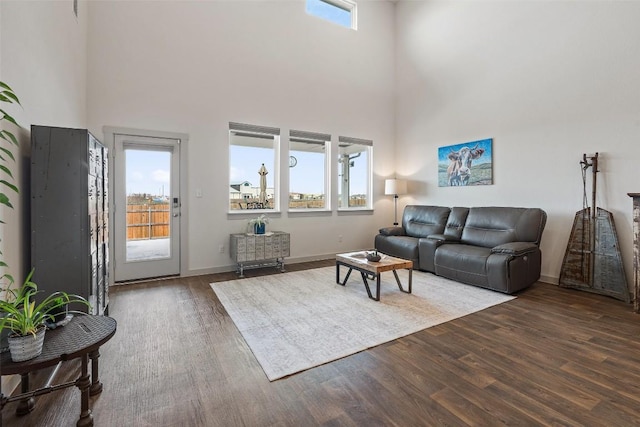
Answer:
[384,179,407,196]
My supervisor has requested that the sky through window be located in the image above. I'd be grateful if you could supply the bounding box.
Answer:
[306,0,353,29]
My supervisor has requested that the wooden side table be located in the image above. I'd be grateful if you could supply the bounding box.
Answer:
[229,231,290,277]
[0,315,117,427]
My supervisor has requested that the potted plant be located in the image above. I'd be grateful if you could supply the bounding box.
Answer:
[0,269,90,362]
[44,296,68,324]
[248,214,269,235]
[0,80,22,353]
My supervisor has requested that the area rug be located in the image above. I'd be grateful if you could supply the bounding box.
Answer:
[210,267,514,381]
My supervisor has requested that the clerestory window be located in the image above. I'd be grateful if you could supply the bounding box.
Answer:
[306,0,357,30]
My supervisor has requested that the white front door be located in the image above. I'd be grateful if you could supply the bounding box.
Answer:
[113,134,181,281]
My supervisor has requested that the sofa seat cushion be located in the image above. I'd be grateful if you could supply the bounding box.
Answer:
[374,235,419,263]
[434,244,491,286]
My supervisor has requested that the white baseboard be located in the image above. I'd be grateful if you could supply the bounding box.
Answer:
[539,274,559,285]
[184,253,336,277]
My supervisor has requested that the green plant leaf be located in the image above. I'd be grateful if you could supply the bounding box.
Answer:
[0,82,19,104]
[0,193,13,208]
[0,146,15,161]
[0,90,19,104]
[0,129,19,146]
[0,108,18,126]
[0,164,14,179]
[0,180,19,193]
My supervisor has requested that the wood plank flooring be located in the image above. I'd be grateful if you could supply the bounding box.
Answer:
[3,259,640,426]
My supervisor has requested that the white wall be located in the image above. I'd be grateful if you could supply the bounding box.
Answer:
[87,0,396,274]
[395,1,640,286]
[0,0,88,283]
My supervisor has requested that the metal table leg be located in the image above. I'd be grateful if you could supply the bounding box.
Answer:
[393,269,413,294]
[360,271,381,301]
[336,263,353,286]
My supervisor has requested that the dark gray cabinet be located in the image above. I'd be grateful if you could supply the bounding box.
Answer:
[31,125,109,315]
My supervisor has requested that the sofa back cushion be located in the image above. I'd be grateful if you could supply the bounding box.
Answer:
[444,207,470,239]
[461,207,547,248]
[403,205,451,238]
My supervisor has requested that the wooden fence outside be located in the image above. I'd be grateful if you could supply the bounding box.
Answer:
[127,203,170,240]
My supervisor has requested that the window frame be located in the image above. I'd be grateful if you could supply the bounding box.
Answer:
[288,129,331,212]
[337,136,372,211]
[228,122,281,214]
[306,0,358,30]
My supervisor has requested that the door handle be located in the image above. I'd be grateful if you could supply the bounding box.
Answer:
[173,213,180,217]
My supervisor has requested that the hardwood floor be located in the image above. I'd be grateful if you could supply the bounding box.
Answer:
[3,259,640,426]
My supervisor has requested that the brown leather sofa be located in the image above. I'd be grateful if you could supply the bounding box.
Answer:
[375,205,547,294]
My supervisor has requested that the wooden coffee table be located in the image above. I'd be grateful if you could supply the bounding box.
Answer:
[335,251,413,301]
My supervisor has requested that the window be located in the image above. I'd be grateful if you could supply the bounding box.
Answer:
[289,130,330,210]
[306,0,357,30]
[337,136,372,209]
[229,122,280,212]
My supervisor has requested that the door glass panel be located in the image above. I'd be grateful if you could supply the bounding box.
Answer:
[125,149,171,261]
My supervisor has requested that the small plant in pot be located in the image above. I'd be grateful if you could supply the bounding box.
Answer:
[248,214,269,235]
[0,269,90,362]
[44,296,68,324]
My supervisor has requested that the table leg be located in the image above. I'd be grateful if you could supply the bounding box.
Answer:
[16,373,35,415]
[337,264,353,286]
[359,271,380,301]
[238,263,245,278]
[393,269,413,294]
[76,354,94,427]
[89,349,103,396]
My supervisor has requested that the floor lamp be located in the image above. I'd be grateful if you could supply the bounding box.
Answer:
[385,178,407,226]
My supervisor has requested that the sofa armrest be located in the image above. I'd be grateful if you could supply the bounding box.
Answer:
[427,233,460,243]
[491,242,538,256]
[379,226,406,236]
